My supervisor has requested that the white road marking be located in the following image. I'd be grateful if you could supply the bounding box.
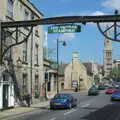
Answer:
[50,117,56,120]
[64,109,77,116]
[81,103,90,108]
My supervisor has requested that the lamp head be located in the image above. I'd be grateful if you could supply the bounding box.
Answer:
[62,41,66,46]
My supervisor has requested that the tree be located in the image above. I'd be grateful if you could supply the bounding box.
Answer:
[108,67,120,81]
[94,74,100,84]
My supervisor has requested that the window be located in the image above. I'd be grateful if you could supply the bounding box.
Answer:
[107,67,112,71]
[106,63,112,66]
[24,9,29,20]
[35,30,39,37]
[35,44,38,65]
[20,4,22,10]
[118,64,120,70]
[106,51,111,57]
[106,58,112,64]
[23,74,28,94]
[23,40,27,62]
[35,75,39,89]
[31,13,34,20]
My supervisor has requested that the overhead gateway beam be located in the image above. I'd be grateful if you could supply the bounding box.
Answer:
[1,15,120,28]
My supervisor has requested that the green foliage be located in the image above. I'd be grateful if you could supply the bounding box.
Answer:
[94,74,100,83]
[34,87,40,98]
[108,67,120,81]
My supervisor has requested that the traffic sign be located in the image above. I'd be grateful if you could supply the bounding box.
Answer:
[48,24,81,33]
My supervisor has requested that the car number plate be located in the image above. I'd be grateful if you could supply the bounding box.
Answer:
[55,102,61,105]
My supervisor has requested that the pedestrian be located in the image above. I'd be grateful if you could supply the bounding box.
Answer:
[25,94,31,107]
[75,87,78,92]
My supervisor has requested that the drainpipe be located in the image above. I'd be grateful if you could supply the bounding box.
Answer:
[30,28,33,102]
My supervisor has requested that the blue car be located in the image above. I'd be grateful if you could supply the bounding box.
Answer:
[111,89,120,101]
[50,93,77,109]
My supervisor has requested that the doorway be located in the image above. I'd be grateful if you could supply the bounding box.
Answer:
[3,84,9,108]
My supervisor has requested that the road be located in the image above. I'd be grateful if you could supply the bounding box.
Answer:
[4,91,120,120]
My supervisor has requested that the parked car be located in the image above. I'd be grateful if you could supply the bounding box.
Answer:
[98,85,105,90]
[105,87,116,94]
[50,93,77,109]
[88,87,99,96]
[111,89,120,101]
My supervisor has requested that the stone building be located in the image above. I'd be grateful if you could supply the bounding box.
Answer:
[64,52,91,90]
[83,62,103,84]
[113,59,120,69]
[103,30,112,76]
[43,59,57,99]
[0,0,44,108]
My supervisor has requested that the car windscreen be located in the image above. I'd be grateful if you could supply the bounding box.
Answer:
[54,94,70,99]
[114,89,120,94]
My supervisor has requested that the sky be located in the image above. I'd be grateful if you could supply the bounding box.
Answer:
[30,0,120,64]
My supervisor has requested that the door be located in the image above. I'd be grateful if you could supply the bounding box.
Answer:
[3,84,9,108]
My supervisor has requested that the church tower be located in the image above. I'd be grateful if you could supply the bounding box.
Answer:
[103,30,112,76]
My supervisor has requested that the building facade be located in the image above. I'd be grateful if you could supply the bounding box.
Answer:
[43,59,57,99]
[113,59,120,70]
[0,0,44,108]
[83,61,103,85]
[103,30,112,76]
[64,52,91,90]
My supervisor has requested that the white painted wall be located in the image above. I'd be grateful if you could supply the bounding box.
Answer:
[0,84,3,109]
[8,84,14,107]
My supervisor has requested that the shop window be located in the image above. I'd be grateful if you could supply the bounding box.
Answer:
[22,40,27,62]
[35,44,38,65]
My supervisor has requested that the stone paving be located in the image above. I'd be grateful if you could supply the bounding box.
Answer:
[0,100,49,119]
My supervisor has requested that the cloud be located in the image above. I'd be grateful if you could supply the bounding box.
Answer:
[57,10,106,17]
[60,33,76,41]
[90,11,106,16]
[102,0,120,10]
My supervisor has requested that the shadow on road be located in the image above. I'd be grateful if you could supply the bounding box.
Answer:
[82,103,120,120]
[30,106,49,110]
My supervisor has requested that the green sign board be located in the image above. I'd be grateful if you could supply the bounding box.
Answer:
[48,24,81,33]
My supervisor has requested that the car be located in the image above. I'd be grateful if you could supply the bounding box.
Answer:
[88,87,99,96]
[111,89,120,101]
[50,93,77,110]
[98,85,105,90]
[105,87,116,94]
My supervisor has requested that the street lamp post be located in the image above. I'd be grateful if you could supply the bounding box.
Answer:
[56,38,66,93]
[56,39,59,93]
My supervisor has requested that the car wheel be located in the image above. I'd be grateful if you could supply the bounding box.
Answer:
[50,106,54,110]
[111,97,114,101]
[74,102,77,107]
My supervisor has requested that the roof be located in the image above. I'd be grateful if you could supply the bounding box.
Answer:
[58,63,68,75]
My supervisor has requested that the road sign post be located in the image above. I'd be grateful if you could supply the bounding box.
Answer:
[48,24,81,33]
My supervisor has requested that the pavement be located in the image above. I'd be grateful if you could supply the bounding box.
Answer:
[0,90,87,120]
[0,100,50,120]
